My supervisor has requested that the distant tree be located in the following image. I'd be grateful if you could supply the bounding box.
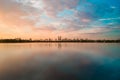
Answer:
[29,38,32,41]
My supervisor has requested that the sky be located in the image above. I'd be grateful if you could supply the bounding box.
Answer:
[0,0,120,39]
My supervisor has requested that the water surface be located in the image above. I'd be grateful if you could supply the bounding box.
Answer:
[0,43,120,80]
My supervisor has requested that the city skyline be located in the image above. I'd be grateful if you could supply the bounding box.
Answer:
[0,36,120,43]
[0,0,120,39]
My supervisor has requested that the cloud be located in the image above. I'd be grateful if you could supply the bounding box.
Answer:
[0,0,120,39]
[42,0,79,16]
[0,0,37,27]
[99,17,120,21]
[32,24,57,32]
[79,27,110,34]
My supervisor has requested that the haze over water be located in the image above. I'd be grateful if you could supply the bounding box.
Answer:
[0,43,120,80]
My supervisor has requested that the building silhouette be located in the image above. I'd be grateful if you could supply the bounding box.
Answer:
[58,36,62,41]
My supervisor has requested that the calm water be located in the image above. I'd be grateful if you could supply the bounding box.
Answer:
[0,43,120,80]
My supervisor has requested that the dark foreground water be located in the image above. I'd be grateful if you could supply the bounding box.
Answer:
[0,43,120,80]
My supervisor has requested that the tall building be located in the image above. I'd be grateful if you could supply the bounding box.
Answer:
[58,36,62,41]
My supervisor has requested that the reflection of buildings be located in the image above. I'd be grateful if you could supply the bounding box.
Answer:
[58,43,62,49]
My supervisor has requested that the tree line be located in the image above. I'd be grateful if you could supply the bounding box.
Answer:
[0,38,120,43]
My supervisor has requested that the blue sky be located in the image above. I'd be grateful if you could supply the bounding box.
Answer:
[0,0,120,39]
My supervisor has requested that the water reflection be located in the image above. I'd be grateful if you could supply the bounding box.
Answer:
[0,43,120,80]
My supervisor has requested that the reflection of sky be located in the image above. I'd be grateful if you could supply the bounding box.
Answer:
[0,0,120,39]
[0,43,120,80]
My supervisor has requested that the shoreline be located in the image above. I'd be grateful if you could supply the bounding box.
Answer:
[0,41,120,43]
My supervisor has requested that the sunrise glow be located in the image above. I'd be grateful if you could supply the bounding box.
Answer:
[0,0,120,39]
